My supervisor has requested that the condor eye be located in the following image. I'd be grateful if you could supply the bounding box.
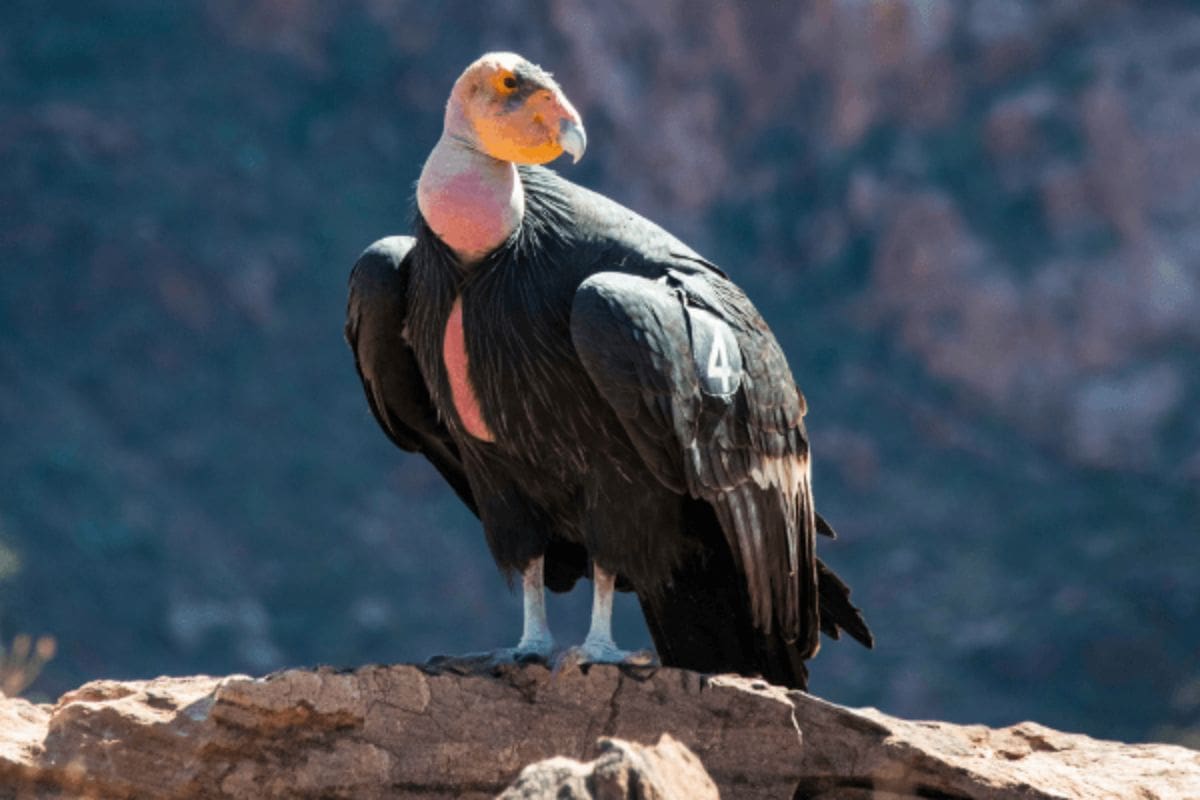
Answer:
[502,75,517,90]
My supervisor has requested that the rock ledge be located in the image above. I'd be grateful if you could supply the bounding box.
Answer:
[0,660,1197,799]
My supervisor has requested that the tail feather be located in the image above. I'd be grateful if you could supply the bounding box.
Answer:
[639,500,809,688]
[639,534,810,689]
[816,558,874,648]
[638,500,871,690]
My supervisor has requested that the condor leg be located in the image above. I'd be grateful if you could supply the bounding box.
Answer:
[559,564,657,667]
[439,556,556,667]
[512,555,555,659]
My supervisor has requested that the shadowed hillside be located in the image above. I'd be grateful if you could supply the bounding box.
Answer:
[1,0,1197,745]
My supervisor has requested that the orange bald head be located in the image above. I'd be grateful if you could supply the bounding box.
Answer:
[447,52,586,166]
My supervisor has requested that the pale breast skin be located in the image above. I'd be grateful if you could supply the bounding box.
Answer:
[442,296,495,442]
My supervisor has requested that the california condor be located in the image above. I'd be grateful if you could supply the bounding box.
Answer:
[346,52,871,689]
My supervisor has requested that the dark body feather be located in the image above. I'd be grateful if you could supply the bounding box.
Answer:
[346,166,871,689]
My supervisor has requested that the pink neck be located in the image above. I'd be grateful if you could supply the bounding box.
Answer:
[417,134,524,264]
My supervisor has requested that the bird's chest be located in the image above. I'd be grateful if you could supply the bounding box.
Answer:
[423,279,590,458]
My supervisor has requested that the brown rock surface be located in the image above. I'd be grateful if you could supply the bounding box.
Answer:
[498,733,718,800]
[0,661,1197,799]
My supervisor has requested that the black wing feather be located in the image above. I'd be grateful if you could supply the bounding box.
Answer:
[571,269,821,657]
[345,236,477,514]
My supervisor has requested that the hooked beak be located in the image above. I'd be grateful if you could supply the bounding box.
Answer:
[559,118,587,164]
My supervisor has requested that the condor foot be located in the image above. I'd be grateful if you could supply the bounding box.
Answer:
[426,640,557,674]
[553,639,659,671]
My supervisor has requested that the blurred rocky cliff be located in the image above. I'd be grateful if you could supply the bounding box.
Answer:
[1,0,1197,745]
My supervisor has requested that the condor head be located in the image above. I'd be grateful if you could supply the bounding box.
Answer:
[445,51,587,166]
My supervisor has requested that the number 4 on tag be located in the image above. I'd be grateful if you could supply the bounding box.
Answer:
[707,332,734,394]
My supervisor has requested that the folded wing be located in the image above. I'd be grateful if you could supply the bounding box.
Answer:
[571,268,821,656]
[345,236,477,513]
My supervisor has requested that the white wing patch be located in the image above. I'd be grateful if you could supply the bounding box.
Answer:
[749,452,808,493]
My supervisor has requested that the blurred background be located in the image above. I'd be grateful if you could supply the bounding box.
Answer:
[1,0,1198,746]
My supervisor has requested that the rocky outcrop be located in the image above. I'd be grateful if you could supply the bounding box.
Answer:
[0,661,1196,799]
[498,734,718,800]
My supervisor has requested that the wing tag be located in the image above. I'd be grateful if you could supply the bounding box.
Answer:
[688,307,743,398]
